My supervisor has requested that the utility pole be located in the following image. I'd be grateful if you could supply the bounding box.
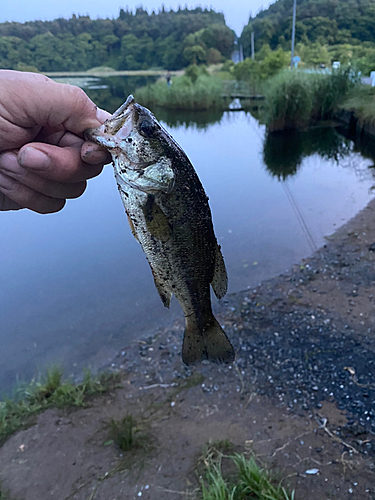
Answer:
[251,32,255,60]
[290,0,297,68]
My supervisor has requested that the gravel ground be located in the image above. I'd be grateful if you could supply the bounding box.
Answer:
[1,199,375,500]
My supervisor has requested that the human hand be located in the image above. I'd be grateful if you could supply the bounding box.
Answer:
[0,70,111,213]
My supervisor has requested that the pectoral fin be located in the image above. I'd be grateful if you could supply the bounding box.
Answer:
[211,245,228,299]
[142,195,172,243]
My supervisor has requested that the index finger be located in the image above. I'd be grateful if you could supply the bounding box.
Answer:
[0,70,110,139]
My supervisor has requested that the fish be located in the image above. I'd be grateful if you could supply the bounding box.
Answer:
[85,95,234,365]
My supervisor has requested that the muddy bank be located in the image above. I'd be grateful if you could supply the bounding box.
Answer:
[1,200,375,499]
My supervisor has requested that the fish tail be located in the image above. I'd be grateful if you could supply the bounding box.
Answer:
[182,314,235,365]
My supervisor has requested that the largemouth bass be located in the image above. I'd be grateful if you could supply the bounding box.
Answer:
[86,96,234,365]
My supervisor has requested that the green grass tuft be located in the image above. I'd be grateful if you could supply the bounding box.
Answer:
[108,413,151,453]
[109,414,137,451]
[0,368,122,444]
[199,445,294,500]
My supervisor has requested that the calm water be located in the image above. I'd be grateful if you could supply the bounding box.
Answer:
[1,77,375,391]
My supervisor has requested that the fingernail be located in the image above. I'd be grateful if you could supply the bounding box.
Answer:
[82,144,111,164]
[19,147,50,170]
[96,107,111,124]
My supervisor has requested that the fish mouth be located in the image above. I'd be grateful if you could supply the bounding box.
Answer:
[103,94,135,137]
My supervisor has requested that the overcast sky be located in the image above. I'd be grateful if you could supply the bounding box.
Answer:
[0,0,272,36]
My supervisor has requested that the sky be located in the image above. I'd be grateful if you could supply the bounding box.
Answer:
[0,0,272,36]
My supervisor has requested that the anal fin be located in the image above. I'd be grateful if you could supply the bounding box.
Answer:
[151,271,172,308]
[211,245,228,299]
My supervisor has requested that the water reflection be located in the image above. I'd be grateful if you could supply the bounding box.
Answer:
[338,126,375,169]
[150,107,226,130]
[263,127,355,180]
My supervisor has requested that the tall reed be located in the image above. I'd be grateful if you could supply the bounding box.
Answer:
[263,68,358,131]
[135,74,225,111]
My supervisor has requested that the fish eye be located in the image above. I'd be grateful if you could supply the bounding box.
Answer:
[139,119,155,137]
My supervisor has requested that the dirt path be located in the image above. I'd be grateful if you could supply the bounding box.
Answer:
[1,201,375,500]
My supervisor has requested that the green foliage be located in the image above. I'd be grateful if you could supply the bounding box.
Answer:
[221,60,235,73]
[183,45,207,65]
[0,8,234,72]
[0,367,122,443]
[233,48,289,84]
[296,42,330,67]
[135,74,225,110]
[262,68,358,131]
[198,445,294,500]
[185,63,208,82]
[241,0,375,56]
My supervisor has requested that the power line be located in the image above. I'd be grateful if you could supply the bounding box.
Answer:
[282,181,317,252]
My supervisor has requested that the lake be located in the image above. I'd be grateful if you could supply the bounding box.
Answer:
[1,76,375,392]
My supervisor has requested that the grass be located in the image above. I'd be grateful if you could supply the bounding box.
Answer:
[0,366,122,444]
[109,414,140,451]
[262,68,359,131]
[135,74,227,111]
[198,444,294,500]
[340,85,375,125]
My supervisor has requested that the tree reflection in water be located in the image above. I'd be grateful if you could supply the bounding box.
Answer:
[263,127,355,180]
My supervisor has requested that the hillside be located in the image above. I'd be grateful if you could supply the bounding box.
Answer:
[240,0,375,57]
[0,7,235,72]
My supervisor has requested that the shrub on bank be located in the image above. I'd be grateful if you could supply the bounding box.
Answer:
[135,73,225,110]
[263,68,359,131]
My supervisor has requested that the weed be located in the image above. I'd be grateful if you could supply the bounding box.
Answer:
[198,445,294,500]
[109,414,138,451]
[0,368,122,444]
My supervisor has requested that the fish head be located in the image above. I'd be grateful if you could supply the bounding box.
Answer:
[86,95,175,195]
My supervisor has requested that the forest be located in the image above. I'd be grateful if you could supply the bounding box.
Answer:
[1,1,375,75]
[240,0,375,74]
[0,7,235,72]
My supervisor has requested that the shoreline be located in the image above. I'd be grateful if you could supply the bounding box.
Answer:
[1,190,374,498]
[44,70,183,78]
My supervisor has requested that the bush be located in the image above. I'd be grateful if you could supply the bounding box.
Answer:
[233,48,289,85]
